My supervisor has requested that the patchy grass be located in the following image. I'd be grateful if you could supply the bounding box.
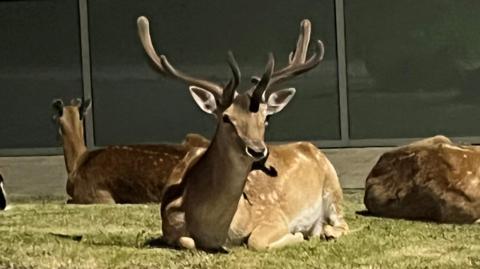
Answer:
[1,190,479,269]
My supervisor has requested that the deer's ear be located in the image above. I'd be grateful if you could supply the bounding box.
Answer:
[189,86,217,114]
[52,99,64,118]
[266,88,296,115]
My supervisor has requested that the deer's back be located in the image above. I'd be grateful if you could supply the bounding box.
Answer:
[70,144,190,203]
[365,142,480,223]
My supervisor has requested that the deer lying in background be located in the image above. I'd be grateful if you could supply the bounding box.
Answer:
[364,135,480,223]
[0,173,6,210]
[52,98,209,204]
[138,16,348,251]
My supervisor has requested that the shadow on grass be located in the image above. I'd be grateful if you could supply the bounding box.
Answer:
[356,210,375,217]
[49,232,83,242]
[145,237,231,254]
[144,236,170,248]
[354,210,466,224]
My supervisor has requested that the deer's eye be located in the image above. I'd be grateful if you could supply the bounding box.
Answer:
[222,115,232,124]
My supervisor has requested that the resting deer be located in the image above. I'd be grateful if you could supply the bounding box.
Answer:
[138,16,348,251]
[365,135,480,223]
[52,98,209,204]
[0,173,6,210]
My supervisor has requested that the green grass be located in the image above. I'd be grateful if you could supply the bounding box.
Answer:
[1,191,480,269]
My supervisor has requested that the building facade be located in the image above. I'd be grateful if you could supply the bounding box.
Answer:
[1,0,480,156]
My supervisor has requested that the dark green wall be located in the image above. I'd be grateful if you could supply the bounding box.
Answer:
[346,0,480,139]
[89,0,339,145]
[1,0,480,151]
[0,0,82,148]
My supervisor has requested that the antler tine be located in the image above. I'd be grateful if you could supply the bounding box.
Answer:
[137,16,163,71]
[250,53,274,112]
[290,19,311,65]
[221,51,241,107]
[137,16,223,96]
[227,51,241,90]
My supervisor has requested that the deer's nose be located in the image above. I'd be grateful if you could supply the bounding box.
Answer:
[245,146,268,160]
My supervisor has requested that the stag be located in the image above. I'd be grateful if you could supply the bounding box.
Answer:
[138,16,348,251]
[52,98,209,203]
[365,135,480,223]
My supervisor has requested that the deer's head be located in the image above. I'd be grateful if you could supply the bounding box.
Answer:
[52,98,91,138]
[137,17,323,161]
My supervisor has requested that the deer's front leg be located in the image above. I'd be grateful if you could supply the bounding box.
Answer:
[161,195,192,249]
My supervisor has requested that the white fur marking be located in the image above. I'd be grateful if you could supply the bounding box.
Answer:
[443,144,470,152]
[268,193,275,203]
[289,194,323,234]
[296,152,311,162]
[272,191,278,200]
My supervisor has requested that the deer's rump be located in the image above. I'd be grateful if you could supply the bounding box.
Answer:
[68,144,192,203]
[364,142,480,223]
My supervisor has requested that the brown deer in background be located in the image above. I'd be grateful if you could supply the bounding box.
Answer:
[364,135,480,223]
[52,98,209,203]
[138,16,348,251]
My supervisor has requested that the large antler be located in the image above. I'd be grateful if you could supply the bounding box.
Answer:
[137,16,241,108]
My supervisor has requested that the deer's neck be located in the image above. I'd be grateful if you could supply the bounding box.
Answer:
[184,126,254,248]
[61,130,87,174]
[203,130,252,198]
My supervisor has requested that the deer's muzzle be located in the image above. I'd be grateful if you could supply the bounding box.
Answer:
[245,144,268,160]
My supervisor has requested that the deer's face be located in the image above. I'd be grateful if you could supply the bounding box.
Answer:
[58,106,84,136]
[222,94,268,159]
[189,86,295,160]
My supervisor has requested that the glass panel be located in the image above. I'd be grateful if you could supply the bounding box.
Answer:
[0,1,83,148]
[89,0,340,146]
[346,0,480,139]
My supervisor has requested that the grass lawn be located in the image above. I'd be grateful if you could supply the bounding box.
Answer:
[1,190,479,269]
